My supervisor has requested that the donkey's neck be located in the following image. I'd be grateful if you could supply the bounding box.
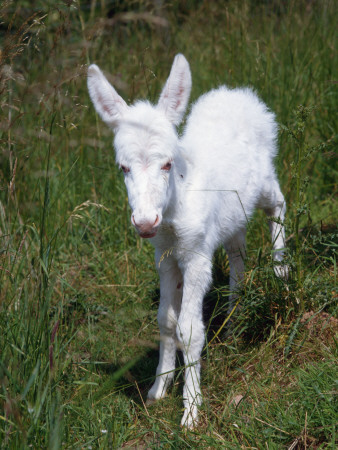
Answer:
[162,148,190,225]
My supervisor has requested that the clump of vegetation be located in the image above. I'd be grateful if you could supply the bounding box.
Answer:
[0,0,336,447]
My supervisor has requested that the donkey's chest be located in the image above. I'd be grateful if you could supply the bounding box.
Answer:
[152,221,179,250]
[151,218,207,262]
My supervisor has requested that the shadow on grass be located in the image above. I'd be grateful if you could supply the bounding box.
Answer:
[85,347,170,407]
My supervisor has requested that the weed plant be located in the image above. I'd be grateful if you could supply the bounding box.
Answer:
[0,0,337,448]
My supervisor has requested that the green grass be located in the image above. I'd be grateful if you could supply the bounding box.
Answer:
[0,0,337,448]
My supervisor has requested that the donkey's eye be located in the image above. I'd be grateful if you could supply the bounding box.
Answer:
[161,162,172,171]
[120,165,130,174]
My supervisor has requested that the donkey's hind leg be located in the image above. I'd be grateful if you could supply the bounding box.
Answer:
[225,228,246,315]
[259,179,288,279]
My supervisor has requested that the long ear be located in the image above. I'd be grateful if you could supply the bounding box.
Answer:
[157,54,192,125]
[87,64,128,129]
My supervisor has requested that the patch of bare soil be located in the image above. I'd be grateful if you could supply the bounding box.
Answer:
[300,310,337,342]
[290,310,338,367]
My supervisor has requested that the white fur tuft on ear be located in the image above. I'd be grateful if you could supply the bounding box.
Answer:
[157,54,192,126]
[87,64,128,129]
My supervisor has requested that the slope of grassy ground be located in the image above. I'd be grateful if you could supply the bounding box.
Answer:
[0,1,337,448]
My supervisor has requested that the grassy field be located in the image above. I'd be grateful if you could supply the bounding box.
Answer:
[0,0,337,448]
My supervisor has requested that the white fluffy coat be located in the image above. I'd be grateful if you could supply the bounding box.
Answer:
[87,54,287,428]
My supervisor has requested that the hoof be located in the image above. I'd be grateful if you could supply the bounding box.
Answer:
[274,264,289,280]
[145,397,158,406]
[181,408,198,429]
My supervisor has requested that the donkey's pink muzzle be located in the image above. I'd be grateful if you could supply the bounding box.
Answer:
[131,214,160,238]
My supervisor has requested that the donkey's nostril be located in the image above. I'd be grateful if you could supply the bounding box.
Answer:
[132,214,160,229]
[153,215,160,227]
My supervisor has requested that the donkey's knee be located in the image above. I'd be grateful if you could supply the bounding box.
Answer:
[157,301,178,335]
[176,313,204,356]
[260,180,286,218]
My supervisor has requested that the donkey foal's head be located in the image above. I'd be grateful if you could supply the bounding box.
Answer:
[87,54,192,238]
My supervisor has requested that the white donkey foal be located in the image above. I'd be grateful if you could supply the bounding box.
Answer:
[87,54,287,428]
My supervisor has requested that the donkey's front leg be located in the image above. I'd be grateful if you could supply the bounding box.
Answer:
[147,254,183,403]
[177,255,212,428]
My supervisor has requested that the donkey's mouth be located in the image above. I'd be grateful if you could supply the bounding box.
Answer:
[139,230,157,239]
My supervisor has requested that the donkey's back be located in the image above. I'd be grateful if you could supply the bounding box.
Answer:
[178,85,280,245]
[183,85,277,165]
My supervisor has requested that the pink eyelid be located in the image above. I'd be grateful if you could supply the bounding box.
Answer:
[161,161,172,171]
[120,162,172,173]
[120,165,130,174]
